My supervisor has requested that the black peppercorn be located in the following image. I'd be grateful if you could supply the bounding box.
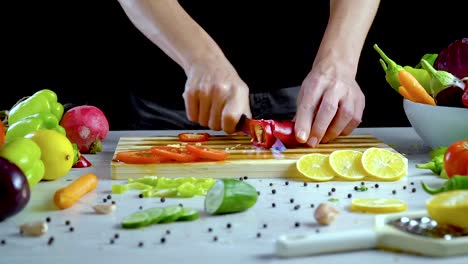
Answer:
[354,186,359,191]
[285,181,289,185]
[374,184,379,188]
[289,198,294,203]
[160,197,166,203]
[272,189,276,194]
[107,194,112,200]
[310,203,315,208]
[294,222,300,228]
[347,193,352,199]
[65,220,71,226]
[269,183,273,186]
[412,188,416,193]
[226,223,232,229]
[103,198,107,203]
[114,233,120,239]
[138,194,143,198]
[272,203,276,208]
[213,236,218,242]
[138,241,144,247]
[69,227,74,232]
[46,217,51,223]
[1,239,5,245]
[263,224,268,229]
[316,184,320,188]
[161,237,166,243]
[392,190,396,195]
[243,176,248,180]
[47,236,54,246]
[208,228,213,232]
[110,239,114,244]
[331,187,336,192]
[294,205,300,210]
[256,232,261,238]
[303,182,308,187]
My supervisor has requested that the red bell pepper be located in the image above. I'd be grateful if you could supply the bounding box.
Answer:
[73,154,92,168]
[248,118,303,149]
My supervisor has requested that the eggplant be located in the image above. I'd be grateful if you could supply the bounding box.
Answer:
[0,157,30,221]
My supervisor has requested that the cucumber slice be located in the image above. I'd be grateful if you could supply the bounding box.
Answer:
[204,179,258,215]
[177,207,200,221]
[144,207,165,224]
[159,205,184,223]
[121,211,152,229]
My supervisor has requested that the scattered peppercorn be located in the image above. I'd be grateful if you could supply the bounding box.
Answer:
[46,217,51,223]
[303,182,308,187]
[272,189,276,194]
[294,205,300,210]
[374,184,379,188]
[208,228,213,232]
[294,222,300,228]
[285,181,289,186]
[403,186,407,190]
[69,227,74,232]
[110,239,114,244]
[213,236,218,242]
[412,188,416,193]
[361,182,365,185]
[1,239,5,245]
[161,237,166,244]
[47,236,54,246]
[243,176,248,180]
[107,195,112,200]
[347,193,352,199]
[263,224,268,229]
[139,206,143,210]
[310,204,315,208]
[239,177,243,181]
[160,197,166,203]
[138,241,144,247]
[269,183,273,186]
[257,191,260,195]
[316,184,320,188]
[354,186,359,191]
[289,198,294,203]
[226,223,232,229]
[178,203,183,207]
[65,220,70,226]
[111,201,116,205]
[138,194,143,199]
[331,187,336,192]
[256,232,261,238]
[166,230,171,235]
[103,198,107,203]
[272,203,276,208]
[316,229,320,233]
[328,191,332,196]
[410,182,414,185]
[392,190,396,195]
[114,233,120,239]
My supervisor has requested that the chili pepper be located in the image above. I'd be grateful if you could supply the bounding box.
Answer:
[271,120,302,148]
[414,53,438,69]
[8,89,64,126]
[0,137,45,188]
[248,119,305,149]
[72,154,92,168]
[373,44,432,94]
[421,175,468,195]
[416,154,444,175]
[5,112,66,142]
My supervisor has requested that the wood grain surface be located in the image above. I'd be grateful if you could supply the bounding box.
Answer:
[111,134,397,180]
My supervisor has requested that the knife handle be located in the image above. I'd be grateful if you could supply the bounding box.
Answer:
[275,229,378,257]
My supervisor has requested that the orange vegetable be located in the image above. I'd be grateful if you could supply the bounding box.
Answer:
[397,86,415,102]
[397,70,436,105]
[54,173,98,209]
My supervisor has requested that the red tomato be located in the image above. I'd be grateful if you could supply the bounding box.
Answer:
[150,146,200,162]
[186,145,229,161]
[178,132,210,142]
[116,150,170,164]
[444,140,468,178]
[0,122,5,147]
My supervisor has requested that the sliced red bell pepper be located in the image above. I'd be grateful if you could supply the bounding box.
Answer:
[248,119,303,149]
[73,154,93,168]
[178,132,210,142]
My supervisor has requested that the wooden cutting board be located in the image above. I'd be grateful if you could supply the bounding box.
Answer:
[110,134,398,180]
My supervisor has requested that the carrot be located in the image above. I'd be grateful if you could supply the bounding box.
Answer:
[54,173,98,209]
[397,70,436,105]
[398,86,415,102]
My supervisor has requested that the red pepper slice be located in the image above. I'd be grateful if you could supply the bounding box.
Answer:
[178,132,210,142]
[116,150,170,164]
[186,144,229,161]
[73,154,93,168]
[150,146,200,162]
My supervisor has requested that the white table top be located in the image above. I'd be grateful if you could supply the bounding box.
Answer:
[1,127,465,264]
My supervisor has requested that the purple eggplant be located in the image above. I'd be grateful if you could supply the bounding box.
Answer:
[0,157,30,221]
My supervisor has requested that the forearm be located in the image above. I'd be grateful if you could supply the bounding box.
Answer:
[315,0,380,74]
[117,0,226,73]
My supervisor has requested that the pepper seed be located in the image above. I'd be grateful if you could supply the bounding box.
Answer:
[208,227,213,232]
[392,190,396,195]
[110,239,114,244]
[347,193,352,199]
[103,198,107,203]
[269,183,273,187]
[263,224,268,229]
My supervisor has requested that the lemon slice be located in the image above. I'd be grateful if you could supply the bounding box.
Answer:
[361,147,408,181]
[426,190,468,229]
[329,150,368,180]
[296,153,336,181]
[350,197,407,214]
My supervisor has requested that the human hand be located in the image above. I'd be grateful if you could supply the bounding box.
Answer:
[294,61,365,147]
[182,58,251,134]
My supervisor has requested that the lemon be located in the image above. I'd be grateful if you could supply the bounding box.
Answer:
[350,197,407,214]
[426,190,468,229]
[361,147,407,181]
[296,153,336,181]
[329,150,368,180]
[25,129,74,180]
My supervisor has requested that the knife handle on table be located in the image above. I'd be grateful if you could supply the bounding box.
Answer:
[275,229,378,257]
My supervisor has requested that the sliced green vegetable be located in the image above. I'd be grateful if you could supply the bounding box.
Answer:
[145,207,166,224]
[121,211,152,229]
[204,179,258,215]
[177,208,200,221]
[159,205,184,223]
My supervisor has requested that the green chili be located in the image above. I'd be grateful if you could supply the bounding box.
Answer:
[420,59,465,97]
[421,175,468,195]
[414,53,438,69]
[416,155,444,175]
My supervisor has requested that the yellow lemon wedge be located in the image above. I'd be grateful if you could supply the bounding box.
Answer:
[350,197,407,214]
[361,147,408,181]
[426,190,468,229]
[296,153,336,181]
[329,149,368,180]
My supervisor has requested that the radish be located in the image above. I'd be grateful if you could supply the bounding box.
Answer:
[60,105,109,154]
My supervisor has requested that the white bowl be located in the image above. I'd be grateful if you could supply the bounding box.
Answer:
[403,99,468,149]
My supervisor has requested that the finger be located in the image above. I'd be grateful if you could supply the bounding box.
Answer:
[308,97,338,147]
[294,84,321,144]
[197,82,212,127]
[182,79,200,123]
[222,87,250,134]
[341,98,365,136]
[321,102,354,143]
[208,85,228,131]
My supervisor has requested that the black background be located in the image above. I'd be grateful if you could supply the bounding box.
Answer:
[1,1,466,130]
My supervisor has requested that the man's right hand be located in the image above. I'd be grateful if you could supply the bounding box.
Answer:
[183,57,252,134]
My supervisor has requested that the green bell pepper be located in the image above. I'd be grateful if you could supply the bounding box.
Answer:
[0,137,45,187]
[5,112,66,142]
[8,89,64,126]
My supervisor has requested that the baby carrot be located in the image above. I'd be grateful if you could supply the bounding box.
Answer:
[398,86,415,102]
[54,173,99,209]
[398,70,436,105]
